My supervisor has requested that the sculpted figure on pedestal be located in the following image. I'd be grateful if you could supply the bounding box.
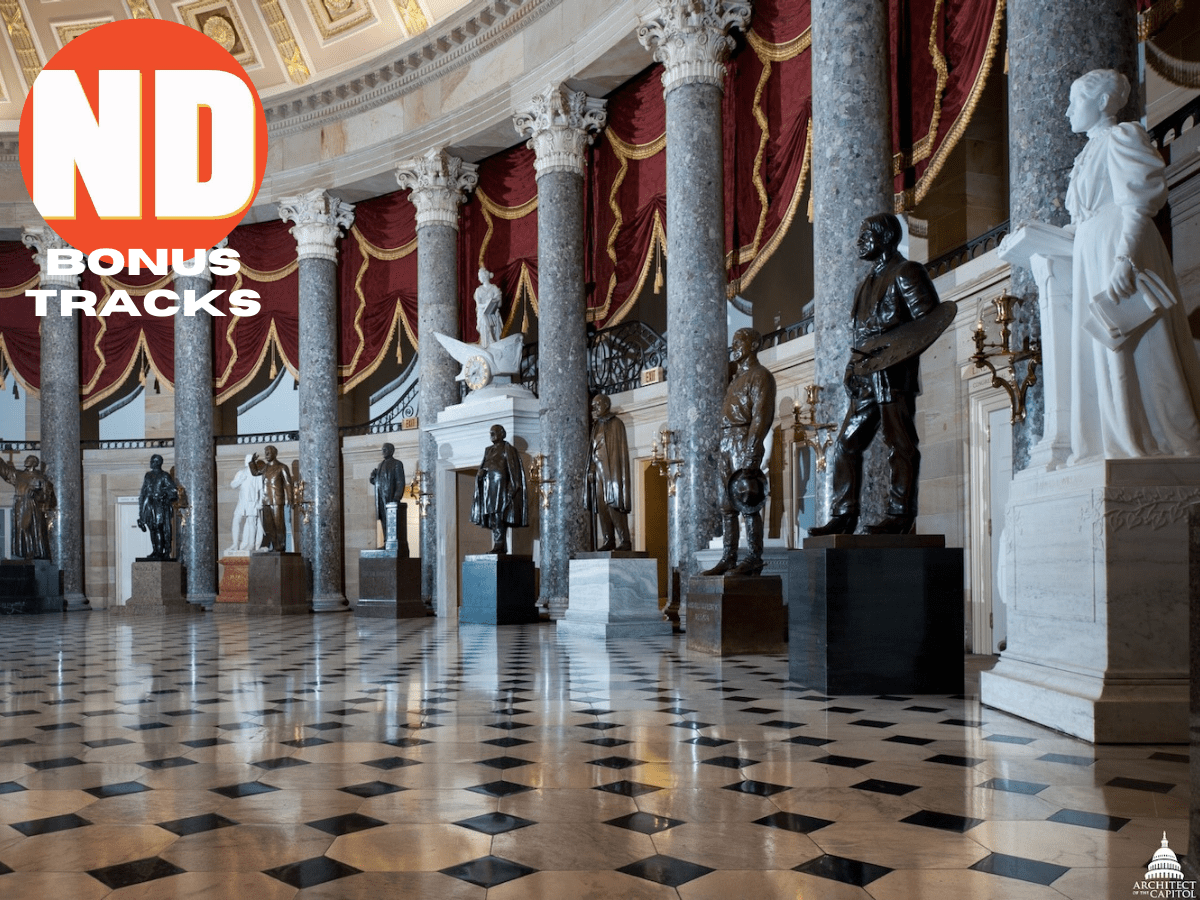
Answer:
[474,268,503,349]
[229,452,263,553]
[138,454,179,561]
[586,394,632,551]
[370,443,405,540]
[1063,69,1200,461]
[0,454,54,560]
[703,327,776,576]
[470,424,527,554]
[810,213,947,536]
[259,445,293,552]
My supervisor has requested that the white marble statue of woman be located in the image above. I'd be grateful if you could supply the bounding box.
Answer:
[1065,68,1200,461]
[228,452,263,553]
[474,267,503,348]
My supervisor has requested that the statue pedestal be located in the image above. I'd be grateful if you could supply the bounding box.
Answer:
[0,560,61,614]
[216,553,250,605]
[116,560,191,616]
[981,458,1200,742]
[460,554,538,625]
[356,551,425,618]
[558,555,670,640]
[791,537,963,694]
[216,552,307,615]
[686,575,786,656]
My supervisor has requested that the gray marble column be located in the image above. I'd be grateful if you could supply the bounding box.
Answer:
[514,85,607,620]
[639,1,750,625]
[1006,0,1136,470]
[172,248,221,609]
[810,0,893,525]
[279,190,355,612]
[396,150,478,613]
[23,226,87,610]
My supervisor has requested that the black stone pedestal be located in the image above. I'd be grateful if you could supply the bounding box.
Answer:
[686,575,786,655]
[216,553,307,615]
[790,536,964,694]
[460,554,538,625]
[0,560,61,614]
[357,552,425,618]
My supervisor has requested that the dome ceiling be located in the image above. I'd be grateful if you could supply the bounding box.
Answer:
[0,0,473,125]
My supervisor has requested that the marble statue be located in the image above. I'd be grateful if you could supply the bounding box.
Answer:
[370,443,405,537]
[1063,69,1200,461]
[259,445,293,552]
[586,394,632,551]
[810,213,943,536]
[702,327,776,576]
[137,454,179,561]
[228,452,263,553]
[0,454,54,560]
[474,267,503,348]
[470,424,528,554]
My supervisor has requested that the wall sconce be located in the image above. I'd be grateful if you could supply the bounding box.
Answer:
[408,467,432,517]
[650,427,683,496]
[529,453,555,511]
[791,384,837,471]
[971,290,1041,422]
[294,479,312,525]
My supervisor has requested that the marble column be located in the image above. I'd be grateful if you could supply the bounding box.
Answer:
[279,190,355,612]
[396,150,478,613]
[22,226,87,610]
[809,0,893,524]
[1006,0,1137,470]
[172,248,221,609]
[514,85,606,620]
[639,1,750,624]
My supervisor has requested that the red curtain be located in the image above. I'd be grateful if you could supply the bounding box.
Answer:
[0,242,41,394]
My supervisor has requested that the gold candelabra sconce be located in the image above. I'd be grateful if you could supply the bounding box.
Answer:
[791,384,837,471]
[529,453,555,511]
[971,290,1041,423]
[294,479,312,525]
[408,467,433,517]
[650,427,684,496]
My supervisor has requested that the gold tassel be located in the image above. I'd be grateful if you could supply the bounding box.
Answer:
[269,344,277,380]
[653,242,664,295]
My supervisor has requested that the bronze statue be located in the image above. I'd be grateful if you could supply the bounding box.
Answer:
[259,445,293,552]
[703,327,776,576]
[810,213,943,536]
[0,454,55,560]
[470,424,527,554]
[586,394,632,551]
[137,454,179,561]
[370,443,405,534]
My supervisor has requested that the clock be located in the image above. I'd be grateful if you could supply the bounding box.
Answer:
[464,354,492,390]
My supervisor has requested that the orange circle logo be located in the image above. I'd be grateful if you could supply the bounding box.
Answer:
[18,19,268,257]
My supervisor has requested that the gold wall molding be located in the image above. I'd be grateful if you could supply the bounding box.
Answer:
[0,0,41,91]
[56,19,114,49]
[258,0,311,83]
[126,0,156,19]
[394,0,429,37]
[306,0,373,41]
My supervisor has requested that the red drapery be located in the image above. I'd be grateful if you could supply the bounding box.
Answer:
[0,242,41,395]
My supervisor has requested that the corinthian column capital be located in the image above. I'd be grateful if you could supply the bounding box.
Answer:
[395,149,479,229]
[22,225,80,287]
[638,0,753,94]
[278,189,355,262]
[513,85,607,178]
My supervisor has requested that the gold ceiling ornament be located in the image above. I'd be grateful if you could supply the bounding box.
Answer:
[179,1,257,66]
[0,0,41,90]
[258,0,311,83]
[324,0,353,13]
[202,14,236,51]
[305,0,373,41]
[126,0,156,19]
[56,20,114,47]
[394,0,428,36]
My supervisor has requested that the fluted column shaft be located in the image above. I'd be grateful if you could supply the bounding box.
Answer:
[396,150,478,612]
[515,85,606,619]
[810,0,893,524]
[1006,0,1136,470]
[280,190,355,612]
[24,227,87,610]
[172,256,218,609]
[639,1,749,625]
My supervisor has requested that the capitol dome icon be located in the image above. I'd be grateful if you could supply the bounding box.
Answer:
[1145,833,1185,881]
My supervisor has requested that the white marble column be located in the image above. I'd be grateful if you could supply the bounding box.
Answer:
[395,149,478,613]
[639,0,750,626]
[279,189,355,612]
[172,247,222,609]
[810,0,893,524]
[23,226,87,611]
[514,85,607,620]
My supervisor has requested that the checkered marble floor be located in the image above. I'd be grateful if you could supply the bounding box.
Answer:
[0,613,1188,899]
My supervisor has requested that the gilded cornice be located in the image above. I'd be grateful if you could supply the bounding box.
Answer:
[0,0,41,91]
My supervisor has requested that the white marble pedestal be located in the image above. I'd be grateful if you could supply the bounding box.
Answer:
[558,556,671,639]
[980,457,1200,742]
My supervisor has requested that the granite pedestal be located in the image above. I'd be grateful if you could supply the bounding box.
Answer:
[686,575,786,656]
[116,560,191,616]
[0,560,61,614]
[216,552,307,615]
[216,554,250,605]
[357,553,425,618]
[460,554,538,625]
[558,554,671,640]
[790,536,963,694]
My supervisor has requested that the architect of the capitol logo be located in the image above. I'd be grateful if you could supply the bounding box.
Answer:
[1132,834,1197,898]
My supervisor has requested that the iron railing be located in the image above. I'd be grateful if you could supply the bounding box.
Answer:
[81,438,173,450]
[1151,93,1200,149]
[924,221,1010,278]
[340,378,419,437]
[588,320,668,395]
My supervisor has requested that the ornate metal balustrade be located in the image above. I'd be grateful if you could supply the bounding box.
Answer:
[757,316,814,351]
[340,377,420,437]
[588,320,668,395]
[214,431,300,446]
[0,440,40,453]
[81,438,174,450]
[924,221,1010,278]
[1151,93,1200,149]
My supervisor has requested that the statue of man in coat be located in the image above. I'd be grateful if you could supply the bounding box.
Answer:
[470,424,528,554]
[586,393,632,551]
